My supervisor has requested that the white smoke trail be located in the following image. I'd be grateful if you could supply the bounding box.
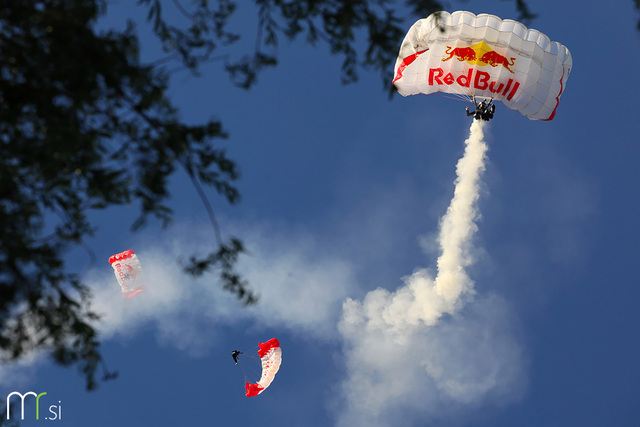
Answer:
[343,119,487,331]
[433,119,487,311]
[337,120,525,426]
[0,220,358,388]
[83,221,357,349]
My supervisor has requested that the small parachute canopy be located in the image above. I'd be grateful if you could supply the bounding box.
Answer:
[108,250,146,298]
[393,11,572,120]
[245,338,282,397]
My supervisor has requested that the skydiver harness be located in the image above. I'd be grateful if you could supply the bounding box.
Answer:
[466,99,495,121]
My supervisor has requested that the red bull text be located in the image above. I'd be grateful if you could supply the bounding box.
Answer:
[428,68,520,101]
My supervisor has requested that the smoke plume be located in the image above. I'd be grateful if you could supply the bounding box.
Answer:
[337,120,525,425]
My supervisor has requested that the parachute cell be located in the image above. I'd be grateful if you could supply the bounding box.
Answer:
[392,11,572,120]
[245,338,282,397]
[108,250,146,298]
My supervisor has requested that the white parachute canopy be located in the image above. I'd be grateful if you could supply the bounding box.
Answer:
[245,338,282,397]
[393,11,572,120]
[108,249,146,298]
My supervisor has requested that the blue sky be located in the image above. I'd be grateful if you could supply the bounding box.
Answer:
[3,0,640,426]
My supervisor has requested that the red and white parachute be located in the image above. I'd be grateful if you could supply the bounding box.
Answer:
[393,11,572,120]
[108,249,146,298]
[245,338,282,397]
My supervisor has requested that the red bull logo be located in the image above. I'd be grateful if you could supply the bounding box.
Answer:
[442,46,477,63]
[442,41,516,73]
[431,41,520,100]
[428,68,520,101]
[477,50,516,73]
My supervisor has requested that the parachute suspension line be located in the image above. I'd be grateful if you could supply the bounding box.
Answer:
[237,345,260,357]
[437,92,472,103]
[241,365,260,383]
[241,349,261,363]
[239,358,262,386]
[235,345,261,384]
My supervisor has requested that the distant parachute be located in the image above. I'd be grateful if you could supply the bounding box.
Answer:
[393,11,572,120]
[108,250,146,298]
[245,338,282,397]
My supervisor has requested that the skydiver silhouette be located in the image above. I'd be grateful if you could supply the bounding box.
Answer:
[466,100,495,121]
[477,101,487,120]
[482,103,495,121]
[479,101,494,121]
[232,350,243,365]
